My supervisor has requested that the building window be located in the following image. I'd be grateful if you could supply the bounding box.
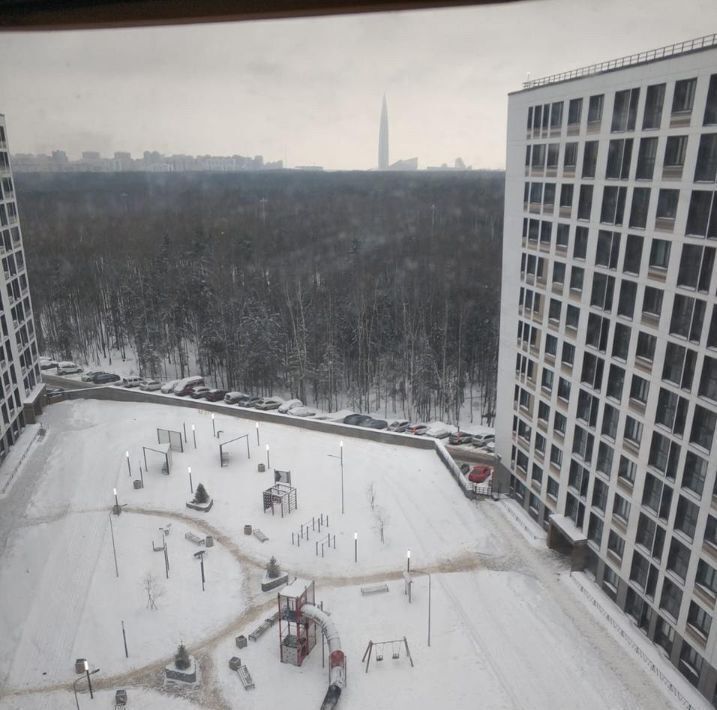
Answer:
[618,454,636,484]
[624,415,643,446]
[556,223,569,249]
[699,356,717,402]
[656,188,679,223]
[709,307,717,349]
[577,184,593,220]
[545,333,557,357]
[566,304,580,330]
[623,234,643,274]
[629,374,649,404]
[606,138,632,180]
[611,88,640,132]
[675,496,699,541]
[649,431,679,479]
[607,530,625,560]
[548,298,561,323]
[631,549,652,589]
[643,83,665,129]
[587,94,604,127]
[547,476,559,500]
[552,261,566,286]
[547,143,560,171]
[677,244,715,293]
[560,183,574,211]
[617,280,636,318]
[601,403,619,439]
[655,616,675,655]
[685,190,717,238]
[629,188,650,229]
[582,141,599,178]
[662,342,695,389]
[606,364,625,400]
[541,367,554,392]
[554,411,567,435]
[642,286,663,318]
[612,322,631,360]
[667,538,691,583]
[635,331,656,362]
[687,603,712,642]
[567,98,583,128]
[586,312,609,352]
[564,142,578,171]
[587,513,603,546]
[561,342,575,367]
[663,135,688,176]
[581,352,604,389]
[538,400,550,422]
[660,577,683,621]
[573,226,588,259]
[600,185,626,225]
[690,405,716,452]
[683,451,707,498]
[550,444,562,468]
[635,137,658,180]
[596,230,620,269]
[612,493,631,524]
[550,101,563,131]
[704,75,717,125]
[655,388,687,436]
[596,442,613,477]
[671,78,697,116]
[697,559,717,596]
[636,513,665,561]
[557,377,571,402]
[694,133,717,182]
[649,239,671,271]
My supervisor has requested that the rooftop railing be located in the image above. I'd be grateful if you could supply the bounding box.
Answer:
[523,33,717,90]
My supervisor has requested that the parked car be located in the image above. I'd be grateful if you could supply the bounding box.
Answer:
[39,358,57,370]
[461,464,493,484]
[406,423,429,436]
[388,420,411,433]
[288,406,317,417]
[93,372,121,384]
[343,414,372,426]
[426,424,452,439]
[278,398,303,414]
[449,430,475,445]
[173,376,205,396]
[238,396,262,408]
[81,370,107,382]
[255,397,284,411]
[45,386,65,401]
[160,379,180,394]
[471,433,495,448]
[56,361,82,375]
[122,376,142,388]
[224,391,250,404]
[139,379,162,391]
[364,418,388,430]
[190,386,211,399]
[483,441,496,453]
[205,388,227,402]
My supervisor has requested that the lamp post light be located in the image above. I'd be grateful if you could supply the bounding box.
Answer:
[256,422,260,446]
[113,488,120,516]
[407,550,411,573]
[108,512,119,578]
[191,424,196,449]
[211,413,216,437]
[125,451,131,478]
[188,466,193,494]
[73,662,99,708]
[354,532,358,563]
[266,444,270,469]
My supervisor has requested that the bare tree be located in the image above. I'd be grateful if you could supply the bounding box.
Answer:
[373,505,389,544]
[366,482,377,512]
[143,572,164,610]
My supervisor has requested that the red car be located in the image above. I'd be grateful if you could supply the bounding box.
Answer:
[461,464,493,484]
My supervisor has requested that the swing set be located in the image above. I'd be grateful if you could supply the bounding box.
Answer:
[361,637,414,673]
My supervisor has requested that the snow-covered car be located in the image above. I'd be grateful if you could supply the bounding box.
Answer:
[39,357,57,370]
[45,386,65,401]
[56,361,82,375]
[224,391,250,404]
[460,463,493,484]
[288,406,317,417]
[190,386,211,399]
[426,424,452,439]
[449,430,475,445]
[139,379,162,391]
[160,379,180,394]
[205,389,227,402]
[483,441,496,453]
[173,376,205,396]
[122,376,142,388]
[238,396,262,408]
[364,418,388,430]
[278,398,303,413]
[406,423,429,436]
[254,397,284,411]
[81,370,106,382]
[92,372,120,384]
[388,420,410,432]
[472,433,495,448]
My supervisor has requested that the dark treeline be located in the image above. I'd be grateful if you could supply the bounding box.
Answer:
[16,170,503,425]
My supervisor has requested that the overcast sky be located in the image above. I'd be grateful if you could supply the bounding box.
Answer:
[1,0,717,170]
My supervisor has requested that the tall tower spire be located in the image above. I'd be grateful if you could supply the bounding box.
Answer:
[378,95,389,170]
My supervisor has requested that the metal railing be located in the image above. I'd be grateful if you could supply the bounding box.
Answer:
[524,33,717,89]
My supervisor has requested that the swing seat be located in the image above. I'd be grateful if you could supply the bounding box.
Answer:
[392,652,400,659]
[376,651,384,661]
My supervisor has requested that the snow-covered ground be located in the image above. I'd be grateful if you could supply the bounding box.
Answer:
[0,398,707,709]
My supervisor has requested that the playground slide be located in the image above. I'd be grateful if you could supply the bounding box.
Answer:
[301,604,345,710]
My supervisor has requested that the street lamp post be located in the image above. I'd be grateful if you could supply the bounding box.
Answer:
[113,488,120,516]
[188,466,193,494]
[125,451,131,478]
[407,550,411,573]
[191,424,196,449]
[121,620,129,658]
[108,512,119,578]
[266,444,270,469]
[211,413,216,437]
[73,662,99,708]
[256,422,260,446]
[354,532,358,563]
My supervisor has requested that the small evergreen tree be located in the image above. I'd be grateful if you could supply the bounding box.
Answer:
[193,483,209,504]
[175,643,190,670]
[267,556,280,579]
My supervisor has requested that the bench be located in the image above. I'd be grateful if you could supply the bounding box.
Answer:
[361,583,389,596]
[238,664,255,690]
[253,528,268,543]
[184,531,205,546]
[248,619,273,641]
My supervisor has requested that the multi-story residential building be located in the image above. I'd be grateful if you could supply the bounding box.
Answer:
[496,36,717,702]
[0,114,41,456]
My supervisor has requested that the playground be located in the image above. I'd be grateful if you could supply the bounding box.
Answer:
[0,398,708,710]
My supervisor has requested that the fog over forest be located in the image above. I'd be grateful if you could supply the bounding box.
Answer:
[17,170,503,424]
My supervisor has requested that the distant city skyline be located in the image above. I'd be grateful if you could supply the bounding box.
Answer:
[2,0,717,169]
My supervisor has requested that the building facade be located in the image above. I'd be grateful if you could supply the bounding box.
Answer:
[496,38,717,702]
[0,115,41,456]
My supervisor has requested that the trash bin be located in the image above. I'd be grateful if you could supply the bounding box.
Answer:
[133,479,143,489]
[74,658,87,674]
[205,535,214,547]
[258,463,266,473]
[244,525,252,536]
[236,635,247,649]
[229,656,242,670]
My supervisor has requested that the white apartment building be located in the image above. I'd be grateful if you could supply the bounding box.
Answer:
[496,36,717,702]
[0,115,41,456]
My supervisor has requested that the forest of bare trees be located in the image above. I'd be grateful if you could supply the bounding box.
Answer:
[16,170,503,425]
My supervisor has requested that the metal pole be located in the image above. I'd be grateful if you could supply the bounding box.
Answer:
[113,488,120,515]
[256,422,260,446]
[108,513,119,578]
[266,444,270,469]
[125,451,131,477]
[183,422,187,443]
[85,668,94,699]
[164,541,170,579]
[428,573,432,647]
[122,620,129,658]
[407,550,411,573]
[192,424,196,449]
[200,556,205,591]
[188,466,193,494]
[212,414,216,437]
[139,463,144,487]
[73,677,81,710]
[354,532,357,563]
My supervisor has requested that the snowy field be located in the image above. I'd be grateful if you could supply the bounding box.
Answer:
[0,398,707,709]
